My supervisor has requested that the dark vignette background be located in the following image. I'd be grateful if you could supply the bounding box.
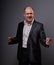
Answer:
[0,0,54,65]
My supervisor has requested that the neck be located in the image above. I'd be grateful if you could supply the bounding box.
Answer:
[24,19,34,24]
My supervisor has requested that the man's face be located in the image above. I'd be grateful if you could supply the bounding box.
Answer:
[24,7,34,23]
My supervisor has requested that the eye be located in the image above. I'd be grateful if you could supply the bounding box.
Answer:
[26,13,29,15]
[30,13,32,14]
[26,13,32,15]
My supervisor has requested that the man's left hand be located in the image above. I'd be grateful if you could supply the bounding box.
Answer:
[46,37,52,45]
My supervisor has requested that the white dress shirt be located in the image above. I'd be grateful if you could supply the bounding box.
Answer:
[22,19,34,48]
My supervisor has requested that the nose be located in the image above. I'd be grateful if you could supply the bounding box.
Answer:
[28,14,31,16]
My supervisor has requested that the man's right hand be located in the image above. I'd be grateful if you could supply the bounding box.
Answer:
[7,37,12,43]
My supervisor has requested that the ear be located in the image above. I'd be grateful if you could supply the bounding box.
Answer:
[24,14,25,17]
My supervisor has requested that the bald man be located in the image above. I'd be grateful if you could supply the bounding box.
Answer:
[8,6,51,65]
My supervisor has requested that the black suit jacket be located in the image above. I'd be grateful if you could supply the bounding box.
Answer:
[9,20,49,64]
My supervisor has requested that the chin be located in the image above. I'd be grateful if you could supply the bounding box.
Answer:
[28,19,32,22]
[28,20,32,22]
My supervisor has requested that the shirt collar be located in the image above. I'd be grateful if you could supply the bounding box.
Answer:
[24,19,34,25]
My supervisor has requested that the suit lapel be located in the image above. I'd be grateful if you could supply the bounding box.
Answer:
[21,22,24,37]
[29,20,37,37]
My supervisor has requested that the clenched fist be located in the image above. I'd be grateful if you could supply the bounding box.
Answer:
[46,37,52,45]
[7,37,13,43]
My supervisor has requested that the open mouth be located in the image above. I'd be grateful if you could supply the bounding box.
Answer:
[28,16,32,19]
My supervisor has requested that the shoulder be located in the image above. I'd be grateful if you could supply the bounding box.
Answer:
[18,21,24,25]
[34,20,43,27]
[17,21,24,27]
[34,20,43,25]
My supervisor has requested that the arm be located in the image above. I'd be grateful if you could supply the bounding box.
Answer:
[39,24,49,47]
[8,23,20,45]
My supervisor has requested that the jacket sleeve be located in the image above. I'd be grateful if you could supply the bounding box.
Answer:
[8,23,20,45]
[39,24,49,47]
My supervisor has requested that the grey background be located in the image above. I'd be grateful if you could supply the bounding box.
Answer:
[0,1,2,65]
[0,0,54,65]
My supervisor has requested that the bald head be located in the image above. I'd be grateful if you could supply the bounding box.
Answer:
[24,6,34,13]
[24,6,34,24]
